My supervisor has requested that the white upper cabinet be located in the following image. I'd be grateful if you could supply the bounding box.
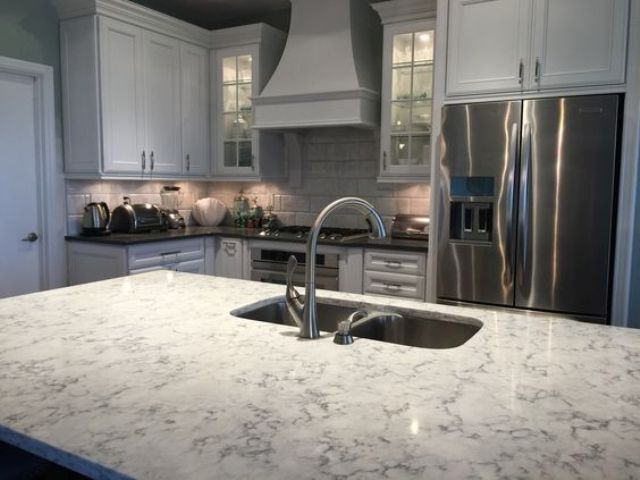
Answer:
[446,0,629,97]
[59,7,211,179]
[214,45,259,177]
[446,0,532,96]
[531,0,628,89]
[180,42,210,176]
[99,17,146,174]
[374,0,438,182]
[379,21,436,181]
[141,31,182,175]
[210,25,287,181]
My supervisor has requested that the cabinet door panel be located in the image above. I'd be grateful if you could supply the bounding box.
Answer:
[446,0,533,95]
[180,42,210,176]
[379,21,435,180]
[532,0,628,89]
[214,45,260,177]
[215,238,244,278]
[142,31,182,175]
[99,17,145,173]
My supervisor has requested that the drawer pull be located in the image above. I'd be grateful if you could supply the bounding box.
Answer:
[385,260,402,269]
[161,251,180,257]
[384,283,402,291]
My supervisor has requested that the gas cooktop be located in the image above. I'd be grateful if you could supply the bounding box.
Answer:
[258,226,369,241]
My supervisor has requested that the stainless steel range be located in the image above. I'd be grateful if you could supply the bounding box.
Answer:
[250,226,368,290]
[249,217,430,292]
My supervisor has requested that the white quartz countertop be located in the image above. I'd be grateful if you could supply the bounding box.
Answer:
[0,272,639,479]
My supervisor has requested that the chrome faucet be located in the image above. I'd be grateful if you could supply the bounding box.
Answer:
[285,197,387,339]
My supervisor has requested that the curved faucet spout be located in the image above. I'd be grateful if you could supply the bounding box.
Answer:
[299,197,387,339]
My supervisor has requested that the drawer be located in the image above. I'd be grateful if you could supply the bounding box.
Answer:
[128,238,205,271]
[363,270,425,300]
[364,249,426,276]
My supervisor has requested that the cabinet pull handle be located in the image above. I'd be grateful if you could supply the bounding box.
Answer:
[383,151,387,170]
[141,150,146,170]
[251,155,255,171]
[384,283,402,291]
[186,154,190,172]
[161,251,180,257]
[150,151,155,171]
[534,57,541,83]
[385,260,402,269]
[518,59,524,84]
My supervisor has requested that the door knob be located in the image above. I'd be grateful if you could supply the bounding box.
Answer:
[22,232,39,242]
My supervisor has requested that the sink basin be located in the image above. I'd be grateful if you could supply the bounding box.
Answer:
[232,298,481,349]
[232,299,354,333]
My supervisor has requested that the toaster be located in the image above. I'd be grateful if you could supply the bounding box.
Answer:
[110,197,168,233]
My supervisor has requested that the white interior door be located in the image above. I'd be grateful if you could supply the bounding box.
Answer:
[0,70,43,298]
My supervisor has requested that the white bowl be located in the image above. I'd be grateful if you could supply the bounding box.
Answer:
[192,197,227,226]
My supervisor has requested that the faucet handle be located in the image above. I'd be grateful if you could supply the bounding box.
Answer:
[286,255,300,298]
[285,255,304,327]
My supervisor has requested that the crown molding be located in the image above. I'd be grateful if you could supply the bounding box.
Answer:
[210,23,287,49]
[54,0,214,46]
[372,0,437,24]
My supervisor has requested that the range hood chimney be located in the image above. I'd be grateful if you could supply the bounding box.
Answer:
[253,0,382,130]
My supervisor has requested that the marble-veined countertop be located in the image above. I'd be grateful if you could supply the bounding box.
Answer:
[0,272,639,479]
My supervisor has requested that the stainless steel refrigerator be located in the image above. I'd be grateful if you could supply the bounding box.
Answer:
[437,95,620,323]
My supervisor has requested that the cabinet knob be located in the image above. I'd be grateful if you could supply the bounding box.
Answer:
[22,232,39,242]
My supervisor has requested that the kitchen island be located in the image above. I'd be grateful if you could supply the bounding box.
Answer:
[0,272,638,479]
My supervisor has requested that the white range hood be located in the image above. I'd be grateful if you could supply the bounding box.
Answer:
[252,0,382,130]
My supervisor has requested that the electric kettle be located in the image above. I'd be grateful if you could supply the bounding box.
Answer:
[81,202,110,236]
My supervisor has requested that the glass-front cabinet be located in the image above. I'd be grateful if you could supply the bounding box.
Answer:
[211,24,287,180]
[215,46,259,176]
[379,20,435,181]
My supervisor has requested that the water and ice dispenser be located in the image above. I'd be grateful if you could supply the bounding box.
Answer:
[448,177,494,243]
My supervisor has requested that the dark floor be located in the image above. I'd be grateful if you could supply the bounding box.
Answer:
[0,441,88,479]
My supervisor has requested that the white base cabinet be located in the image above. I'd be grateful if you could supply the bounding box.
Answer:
[67,238,211,286]
[214,237,247,279]
[363,249,428,301]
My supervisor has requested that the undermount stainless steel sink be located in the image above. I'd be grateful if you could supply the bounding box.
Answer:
[232,299,482,349]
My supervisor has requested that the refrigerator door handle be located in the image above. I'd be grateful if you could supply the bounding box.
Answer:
[504,122,518,285]
[518,122,533,293]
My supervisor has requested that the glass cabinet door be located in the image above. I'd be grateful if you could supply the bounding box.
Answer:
[380,24,435,180]
[222,54,253,169]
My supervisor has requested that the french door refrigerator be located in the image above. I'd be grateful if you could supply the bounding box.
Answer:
[437,95,620,324]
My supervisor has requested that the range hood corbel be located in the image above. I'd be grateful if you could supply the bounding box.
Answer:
[253,0,382,130]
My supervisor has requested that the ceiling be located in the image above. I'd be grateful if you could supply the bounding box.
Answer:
[129,0,385,31]
[130,0,290,30]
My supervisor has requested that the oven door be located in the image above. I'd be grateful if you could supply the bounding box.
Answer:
[250,265,339,291]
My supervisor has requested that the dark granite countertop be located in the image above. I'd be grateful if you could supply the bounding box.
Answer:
[65,227,429,252]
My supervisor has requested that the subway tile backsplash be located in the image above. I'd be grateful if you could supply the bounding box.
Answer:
[65,128,430,234]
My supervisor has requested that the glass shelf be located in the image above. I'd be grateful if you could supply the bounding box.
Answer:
[222,54,254,169]
[386,29,434,173]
